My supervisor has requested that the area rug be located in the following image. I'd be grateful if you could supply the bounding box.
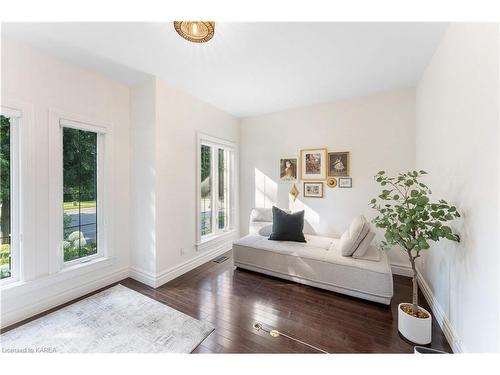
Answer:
[0,284,214,353]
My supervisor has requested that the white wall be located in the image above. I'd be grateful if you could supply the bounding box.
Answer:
[155,80,239,275]
[1,37,131,327]
[239,89,416,268]
[416,23,499,352]
[130,78,157,276]
[128,78,239,286]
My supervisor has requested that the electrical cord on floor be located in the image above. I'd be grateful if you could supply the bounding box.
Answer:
[253,321,329,354]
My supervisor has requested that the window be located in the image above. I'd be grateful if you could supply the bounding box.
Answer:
[198,135,235,241]
[62,123,102,263]
[0,109,20,282]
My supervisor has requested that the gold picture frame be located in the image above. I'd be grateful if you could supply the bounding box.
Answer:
[328,151,350,177]
[326,177,337,188]
[303,182,324,198]
[299,148,327,180]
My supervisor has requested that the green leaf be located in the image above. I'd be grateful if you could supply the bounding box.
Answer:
[416,196,429,206]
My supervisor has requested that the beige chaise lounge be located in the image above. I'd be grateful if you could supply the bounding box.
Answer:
[233,208,394,304]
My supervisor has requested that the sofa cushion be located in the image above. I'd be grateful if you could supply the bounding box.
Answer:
[352,231,376,258]
[339,216,368,256]
[305,234,334,250]
[234,234,334,259]
[269,206,306,242]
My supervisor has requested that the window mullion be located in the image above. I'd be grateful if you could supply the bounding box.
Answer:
[212,147,219,235]
[225,150,229,231]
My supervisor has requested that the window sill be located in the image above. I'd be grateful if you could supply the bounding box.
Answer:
[197,230,237,251]
[0,278,25,291]
[1,256,115,297]
[61,255,109,273]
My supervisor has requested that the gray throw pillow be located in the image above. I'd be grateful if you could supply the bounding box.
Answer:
[268,206,306,242]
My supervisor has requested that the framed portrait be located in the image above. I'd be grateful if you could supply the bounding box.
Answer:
[328,151,349,177]
[300,148,327,180]
[303,182,324,198]
[338,177,352,188]
[279,158,297,182]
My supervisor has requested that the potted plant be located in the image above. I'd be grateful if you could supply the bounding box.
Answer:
[370,170,460,345]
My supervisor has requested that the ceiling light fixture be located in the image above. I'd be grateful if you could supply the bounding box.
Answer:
[173,21,215,43]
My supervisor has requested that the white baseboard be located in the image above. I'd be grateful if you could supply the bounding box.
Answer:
[1,266,129,329]
[128,266,156,287]
[154,241,232,287]
[391,263,413,277]
[416,272,463,353]
[128,239,233,289]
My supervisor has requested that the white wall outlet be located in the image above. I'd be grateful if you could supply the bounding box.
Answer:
[180,247,185,256]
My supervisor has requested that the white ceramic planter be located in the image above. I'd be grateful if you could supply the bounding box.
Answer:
[398,303,432,345]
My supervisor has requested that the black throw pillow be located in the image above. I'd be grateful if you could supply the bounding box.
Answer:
[269,206,306,242]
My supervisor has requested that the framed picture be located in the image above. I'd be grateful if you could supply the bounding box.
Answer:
[328,151,349,177]
[300,148,327,180]
[338,177,352,188]
[279,158,297,182]
[303,182,324,198]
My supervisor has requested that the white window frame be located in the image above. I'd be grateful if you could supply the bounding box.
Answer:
[196,133,236,245]
[0,107,21,285]
[59,118,107,268]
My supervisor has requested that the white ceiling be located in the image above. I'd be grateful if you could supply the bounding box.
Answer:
[2,22,447,117]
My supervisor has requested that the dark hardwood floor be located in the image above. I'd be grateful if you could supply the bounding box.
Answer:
[2,250,451,353]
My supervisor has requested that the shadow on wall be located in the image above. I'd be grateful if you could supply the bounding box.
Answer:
[255,168,277,207]
[290,198,320,234]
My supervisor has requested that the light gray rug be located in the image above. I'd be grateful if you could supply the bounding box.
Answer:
[1,284,214,353]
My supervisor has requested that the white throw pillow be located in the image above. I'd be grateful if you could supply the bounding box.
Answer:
[351,221,370,251]
[353,243,380,262]
[339,215,368,257]
[258,224,273,237]
[251,208,273,222]
[352,231,376,258]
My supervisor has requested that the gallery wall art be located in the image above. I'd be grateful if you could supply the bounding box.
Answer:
[280,158,298,182]
[303,182,324,198]
[328,151,349,177]
[300,148,327,180]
